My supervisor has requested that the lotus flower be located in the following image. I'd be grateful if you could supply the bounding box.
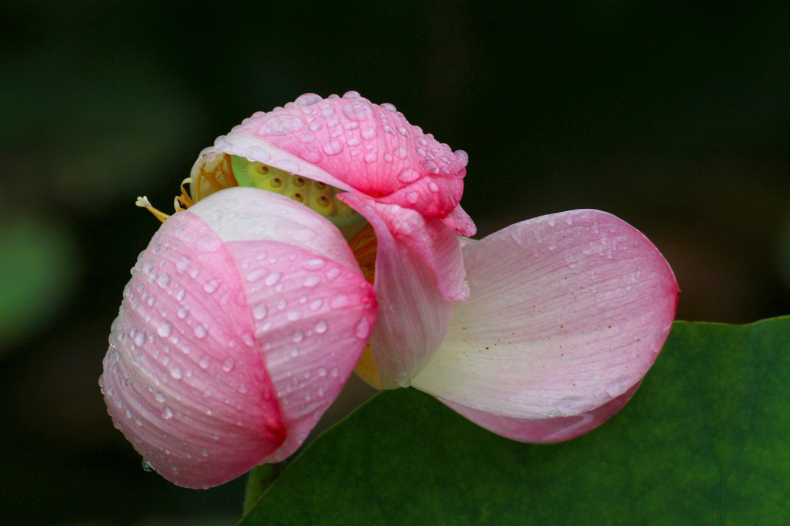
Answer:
[100,92,678,489]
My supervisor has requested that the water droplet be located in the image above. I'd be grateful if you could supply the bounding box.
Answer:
[263,114,304,135]
[287,310,303,321]
[265,272,282,286]
[188,267,200,279]
[199,356,211,369]
[315,320,328,334]
[177,306,190,319]
[295,93,322,106]
[246,268,267,282]
[241,332,255,346]
[201,449,210,457]
[302,275,321,287]
[290,348,299,357]
[394,146,407,159]
[203,278,221,293]
[406,192,419,204]
[330,367,339,377]
[323,140,344,156]
[155,391,167,403]
[157,322,172,338]
[222,358,235,372]
[318,367,327,377]
[310,299,323,311]
[252,303,268,320]
[303,258,325,270]
[342,100,372,121]
[292,330,304,342]
[277,298,287,310]
[330,295,349,308]
[142,459,154,472]
[238,384,248,393]
[176,288,186,301]
[398,168,420,183]
[193,324,208,339]
[380,103,397,112]
[325,267,341,281]
[134,331,146,347]
[354,317,371,339]
[170,367,183,380]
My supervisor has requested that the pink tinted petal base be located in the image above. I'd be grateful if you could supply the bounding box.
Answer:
[100,213,285,489]
[412,210,678,421]
[440,381,640,443]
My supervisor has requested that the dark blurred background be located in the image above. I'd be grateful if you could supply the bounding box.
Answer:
[2,1,789,524]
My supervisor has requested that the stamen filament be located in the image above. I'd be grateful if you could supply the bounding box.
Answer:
[135,196,170,223]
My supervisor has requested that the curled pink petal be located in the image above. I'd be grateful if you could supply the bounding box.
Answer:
[341,194,459,388]
[100,188,376,487]
[440,381,640,443]
[207,92,470,225]
[412,209,678,422]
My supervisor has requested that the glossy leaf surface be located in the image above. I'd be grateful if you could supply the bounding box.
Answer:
[241,318,790,525]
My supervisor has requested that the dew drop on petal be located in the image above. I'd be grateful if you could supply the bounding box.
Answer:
[157,322,172,338]
[246,268,267,282]
[222,358,235,372]
[354,317,371,339]
[193,324,208,339]
[303,258,325,270]
[323,140,344,156]
[398,168,420,183]
[203,278,221,293]
[295,93,322,106]
[330,295,349,308]
[199,356,211,369]
[162,406,174,419]
[315,320,328,333]
[265,272,282,286]
[302,275,321,287]
[252,303,268,320]
[155,391,166,403]
[170,367,183,380]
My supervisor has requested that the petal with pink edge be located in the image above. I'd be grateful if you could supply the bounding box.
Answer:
[187,188,378,461]
[101,188,376,488]
[412,210,678,420]
[195,92,471,225]
[100,212,285,488]
[440,381,640,443]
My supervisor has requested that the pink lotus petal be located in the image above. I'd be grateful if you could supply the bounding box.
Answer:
[225,239,377,462]
[204,92,470,223]
[100,212,284,488]
[412,209,678,420]
[101,188,376,487]
[440,381,640,443]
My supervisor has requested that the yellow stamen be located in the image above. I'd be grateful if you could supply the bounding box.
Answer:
[135,196,170,223]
